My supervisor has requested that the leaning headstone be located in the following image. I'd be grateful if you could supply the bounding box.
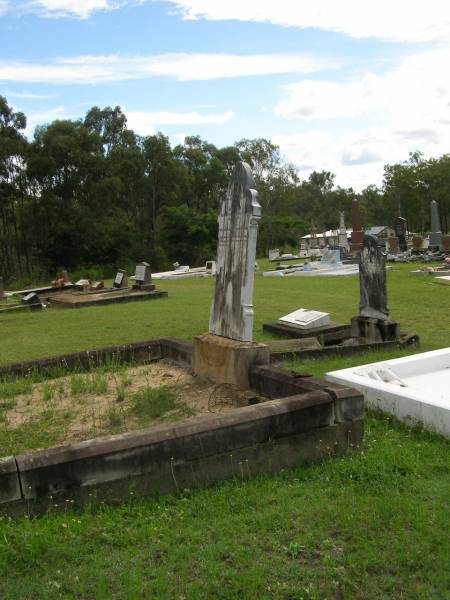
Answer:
[429,201,442,250]
[394,217,408,252]
[133,262,154,290]
[351,234,399,342]
[209,162,261,342]
[21,292,42,310]
[113,269,128,288]
[350,199,364,255]
[193,161,269,389]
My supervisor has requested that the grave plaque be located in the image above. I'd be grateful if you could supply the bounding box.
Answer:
[350,199,364,255]
[209,161,262,342]
[394,217,407,252]
[279,308,330,330]
[113,270,128,288]
[429,201,442,250]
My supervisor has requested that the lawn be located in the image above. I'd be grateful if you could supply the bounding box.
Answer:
[0,262,449,599]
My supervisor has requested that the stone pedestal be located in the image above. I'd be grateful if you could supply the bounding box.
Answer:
[193,333,269,390]
[350,230,364,255]
[351,316,400,343]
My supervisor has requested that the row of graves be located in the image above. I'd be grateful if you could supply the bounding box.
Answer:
[0,161,447,514]
[0,263,167,314]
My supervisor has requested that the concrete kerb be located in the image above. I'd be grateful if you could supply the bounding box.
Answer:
[0,337,364,514]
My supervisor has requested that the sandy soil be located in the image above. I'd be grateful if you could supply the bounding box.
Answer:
[4,361,260,449]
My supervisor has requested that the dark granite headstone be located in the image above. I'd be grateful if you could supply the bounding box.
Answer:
[113,270,128,288]
[351,234,399,342]
[394,217,407,252]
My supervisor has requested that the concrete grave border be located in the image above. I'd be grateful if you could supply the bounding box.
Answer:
[0,338,364,514]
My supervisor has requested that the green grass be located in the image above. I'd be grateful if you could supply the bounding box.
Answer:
[0,263,448,367]
[0,261,449,598]
[129,385,180,423]
[0,413,448,599]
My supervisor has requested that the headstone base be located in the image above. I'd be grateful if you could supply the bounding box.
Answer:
[193,333,269,390]
[350,316,400,343]
[132,283,155,291]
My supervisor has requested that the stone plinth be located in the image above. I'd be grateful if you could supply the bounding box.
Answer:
[350,230,364,255]
[193,333,269,390]
[351,316,400,343]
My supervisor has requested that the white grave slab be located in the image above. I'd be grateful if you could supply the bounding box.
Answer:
[326,348,450,438]
[279,308,330,330]
[434,275,450,286]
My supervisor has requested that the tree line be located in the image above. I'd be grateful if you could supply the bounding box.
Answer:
[1,95,449,282]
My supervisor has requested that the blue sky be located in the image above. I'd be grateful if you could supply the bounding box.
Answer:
[1,1,450,190]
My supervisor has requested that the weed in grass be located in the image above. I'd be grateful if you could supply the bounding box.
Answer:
[106,406,124,429]
[70,375,87,396]
[115,384,126,403]
[0,378,32,400]
[129,386,178,423]
[41,382,54,403]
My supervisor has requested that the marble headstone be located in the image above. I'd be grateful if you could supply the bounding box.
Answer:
[359,234,389,321]
[394,217,407,252]
[134,262,152,287]
[209,161,261,342]
[429,201,442,250]
[338,211,349,252]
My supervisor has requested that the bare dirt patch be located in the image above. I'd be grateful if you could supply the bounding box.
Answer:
[2,361,259,454]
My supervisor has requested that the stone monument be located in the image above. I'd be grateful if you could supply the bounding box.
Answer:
[133,262,154,290]
[412,236,424,253]
[351,235,399,342]
[193,161,269,389]
[350,199,364,255]
[338,212,349,253]
[113,269,128,289]
[429,201,443,251]
[394,217,407,252]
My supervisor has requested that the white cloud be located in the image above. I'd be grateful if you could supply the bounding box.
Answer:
[0,52,337,84]
[125,110,234,135]
[24,106,72,134]
[271,43,450,189]
[5,90,56,99]
[165,0,450,43]
[4,0,137,19]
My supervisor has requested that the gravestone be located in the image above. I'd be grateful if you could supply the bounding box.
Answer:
[429,201,442,250]
[193,162,269,389]
[279,308,330,330]
[442,235,450,253]
[269,248,280,261]
[387,236,399,253]
[205,260,217,274]
[113,269,128,289]
[394,217,407,252]
[350,199,364,255]
[412,236,424,252]
[338,212,349,253]
[0,277,4,300]
[133,262,154,290]
[21,292,42,310]
[351,235,399,342]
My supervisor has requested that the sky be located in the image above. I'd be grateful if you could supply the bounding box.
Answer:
[1,1,450,190]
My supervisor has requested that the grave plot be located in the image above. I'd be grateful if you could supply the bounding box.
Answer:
[0,162,363,514]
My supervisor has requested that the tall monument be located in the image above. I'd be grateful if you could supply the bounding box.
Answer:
[350,199,364,255]
[194,162,269,389]
[429,201,442,251]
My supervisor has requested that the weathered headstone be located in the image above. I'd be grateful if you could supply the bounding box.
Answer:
[209,162,261,342]
[113,269,128,288]
[350,199,364,255]
[133,262,154,290]
[351,235,399,342]
[429,201,442,250]
[338,212,349,253]
[193,162,269,389]
[394,217,407,252]
[387,236,399,253]
[269,248,280,261]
